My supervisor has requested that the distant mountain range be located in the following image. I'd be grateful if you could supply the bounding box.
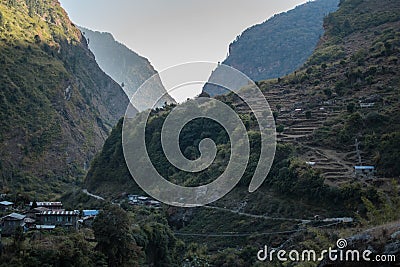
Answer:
[78,26,175,108]
[204,0,339,96]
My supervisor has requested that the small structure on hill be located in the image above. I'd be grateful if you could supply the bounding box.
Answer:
[354,166,375,179]
[36,210,79,229]
[0,201,13,211]
[29,202,63,211]
[0,213,26,236]
[360,102,375,108]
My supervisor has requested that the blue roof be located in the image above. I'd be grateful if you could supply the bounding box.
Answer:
[354,166,375,170]
[82,210,99,217]
[0,201,13,206]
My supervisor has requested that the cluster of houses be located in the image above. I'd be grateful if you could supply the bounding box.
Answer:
[0,194,162,236]
[0,193,163,236]
[0,201,99,236]
[127,195,161,208]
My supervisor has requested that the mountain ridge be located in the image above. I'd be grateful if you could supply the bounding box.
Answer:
[204,0,339,96]
[0,0,131,197]
[78,26,175,107]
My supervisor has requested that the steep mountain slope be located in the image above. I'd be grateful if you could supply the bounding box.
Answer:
[0,0,130,198]
[204,0,339,96]
[226,0,339,81]
[78,26,175,106]
[84,0,400,263]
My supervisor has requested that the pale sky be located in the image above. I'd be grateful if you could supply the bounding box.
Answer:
[59,0,309,73]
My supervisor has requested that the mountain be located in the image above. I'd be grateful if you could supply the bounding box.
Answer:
[0,0,131,198]
[84,0,400,264]
[204,0,339,96]
[77,26,175,107]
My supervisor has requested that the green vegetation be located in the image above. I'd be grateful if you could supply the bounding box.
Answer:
[0,0,129,197]
[1,0,400,264]
[0,205,182,266]
[84,0,400,264]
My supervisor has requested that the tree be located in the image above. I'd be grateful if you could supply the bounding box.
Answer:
[31,200,38,209]
[93,205,141,267]
[305,110,312,119]
[347,102,356,113]
[276,125,285,133]
[13,226,25,252]
[0,11,3,28]
[140,222,178,266]
[34,34,41,44]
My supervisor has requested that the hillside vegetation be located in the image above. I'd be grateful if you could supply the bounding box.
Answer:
[209,0,339,95]
[0,0,130,198]
[83,0,400,264]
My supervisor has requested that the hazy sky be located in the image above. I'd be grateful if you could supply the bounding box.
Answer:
[59,0,309,72]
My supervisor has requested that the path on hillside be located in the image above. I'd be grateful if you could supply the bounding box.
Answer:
[82,189,105,201]
[204,205,312,223]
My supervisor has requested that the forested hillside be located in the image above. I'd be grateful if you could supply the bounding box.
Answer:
[84,0,400,264]
[221,0,339,81]
[0,0,130,198]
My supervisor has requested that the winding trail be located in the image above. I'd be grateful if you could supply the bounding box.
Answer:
[82,189,105,201]
[204,205,311,223]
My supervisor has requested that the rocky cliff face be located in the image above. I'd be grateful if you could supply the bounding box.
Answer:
[0,0,130,197]
[78,26,175,106]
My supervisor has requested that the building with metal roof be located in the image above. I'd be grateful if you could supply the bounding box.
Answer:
[0,201,13,211]
[0,213,26,236]
[36,210,79,229]
[354,166,375,179]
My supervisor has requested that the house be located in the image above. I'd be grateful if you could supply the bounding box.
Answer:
[24,217,36,229]
[137,196,150,204]
[323,217,354,223]
[0,201,14,211]
[29,202,63,211]
[360,103,375,108]
[82,210,99,217]
[24,207,50,219]
[0,213,26,236]
[146,200,161,208]
[79,210,100,228]
[354,166,375,179]
[36,210,79,229]
[128,195,140,204]
[35,225,56,230]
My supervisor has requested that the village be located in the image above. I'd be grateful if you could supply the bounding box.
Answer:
[0,194,162,237]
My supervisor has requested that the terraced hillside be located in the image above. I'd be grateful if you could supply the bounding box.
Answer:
[224,0,400,187]
[81,0,400,264]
